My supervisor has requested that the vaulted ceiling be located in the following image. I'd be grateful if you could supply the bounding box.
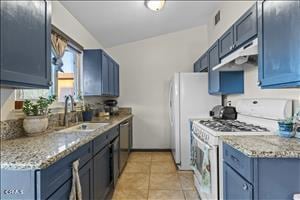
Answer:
[61,1,220,48]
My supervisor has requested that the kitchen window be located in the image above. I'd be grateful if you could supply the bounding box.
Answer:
[15,46,82,103]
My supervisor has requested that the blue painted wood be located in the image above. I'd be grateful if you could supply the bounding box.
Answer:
[40,142,92,199]
[193,59,201,72]
[47,178,72,200]
[219,71,244,94]
[83,50,102,96]
[200,53,209,71]
[113,62,120,97]
[112,136,120,187]
[83,49,120,96]
[258,1,300,88]
[219,27,234,58]
[208,41,220,94]
[79,160,93,200]
[223,163,253,200]
[223,143,300,200]
[101,52,110,96]
[108,59,114,96]
[223,143,253,182]
[93,145,112,200]
[234,3,257,48]
[0,1,51,88]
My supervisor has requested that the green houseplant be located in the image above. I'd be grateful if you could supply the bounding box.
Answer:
[22,95,56,136]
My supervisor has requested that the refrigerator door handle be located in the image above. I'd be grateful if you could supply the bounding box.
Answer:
[168,80,173,125]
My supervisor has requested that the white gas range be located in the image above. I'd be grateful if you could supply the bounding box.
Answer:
[190,99,293,200]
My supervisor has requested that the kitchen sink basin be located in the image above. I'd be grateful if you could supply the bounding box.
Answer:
[57,122,110,133]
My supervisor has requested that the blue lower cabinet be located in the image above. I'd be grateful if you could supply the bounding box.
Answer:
[223,143,300,200]
[47,178,72,200]
[93,145,113,200]
[223,163,253,200]
[79,161,94,200]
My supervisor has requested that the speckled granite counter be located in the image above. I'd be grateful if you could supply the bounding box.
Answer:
[221,135,300,158]
[1,113,133,170]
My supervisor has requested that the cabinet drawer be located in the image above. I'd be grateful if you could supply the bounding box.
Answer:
[93,131,110,155]
[108,126,119,141]
[41,142,92,199]
[223,143,253,182]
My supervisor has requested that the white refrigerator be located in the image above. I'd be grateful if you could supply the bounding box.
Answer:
[169,73,220,170]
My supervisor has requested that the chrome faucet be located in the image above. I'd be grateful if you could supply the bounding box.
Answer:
[64,95,75,127]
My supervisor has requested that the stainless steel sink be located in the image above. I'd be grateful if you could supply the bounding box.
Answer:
[57,122,110,133]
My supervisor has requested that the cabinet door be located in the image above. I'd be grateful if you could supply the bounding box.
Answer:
[193,59,201,72]
[258,1,300,88]
[47,179,72,200]
[108,59,114,96]
[83,50,102,96]
[223,163,253,200]
[200,53,209,71]
[93,145,112,200]
[0,1,51,88]
[113,62,120,97]
[79,161,93,200]
[101,53,110,95]
[219,27,235,58]
[234,3,257,48]
[208,42,220,94]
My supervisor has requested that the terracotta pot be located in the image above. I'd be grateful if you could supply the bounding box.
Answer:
[23,115,48,136]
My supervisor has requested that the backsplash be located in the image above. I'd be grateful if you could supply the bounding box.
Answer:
[0,107,131,140]
[0,111,82,140]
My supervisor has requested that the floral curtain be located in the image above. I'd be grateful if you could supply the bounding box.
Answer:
[51,32,68,72]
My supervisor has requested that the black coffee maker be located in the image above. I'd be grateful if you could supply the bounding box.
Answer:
[104,100,119,115]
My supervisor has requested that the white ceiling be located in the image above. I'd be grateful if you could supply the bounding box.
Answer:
[61,1,220,48]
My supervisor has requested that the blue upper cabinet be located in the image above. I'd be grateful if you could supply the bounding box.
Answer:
[219,27,235,58]
[258,1,300,88]
[83,49,120,97]
[208,42,244,95]
[193,59,201,72]
[194,52,208,72]
[234,3,257,48]
[113,62,120,97]
[219,3,257,59]
[0,1,51,88]
[208,42,221,93]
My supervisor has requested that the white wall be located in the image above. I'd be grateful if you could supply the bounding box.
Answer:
[207,1,300,111]
[107,26,208,149]
[0,1,104,121]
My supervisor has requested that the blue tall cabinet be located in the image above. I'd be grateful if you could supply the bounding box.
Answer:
[258,1,300,88]
[0,1,52,88]
[83,49,120,97]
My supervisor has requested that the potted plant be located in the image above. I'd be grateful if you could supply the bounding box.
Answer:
[82,104,93,121]
[278,116,295,138]
[22,95,56,136]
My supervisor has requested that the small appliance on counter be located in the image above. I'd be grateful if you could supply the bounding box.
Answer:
[209,105,237,120]
[104,100,119,115]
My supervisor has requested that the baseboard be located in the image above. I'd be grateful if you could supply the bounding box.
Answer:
[131,148,171,152]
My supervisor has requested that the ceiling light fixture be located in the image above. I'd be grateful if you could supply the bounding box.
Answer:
[145,0,166,12]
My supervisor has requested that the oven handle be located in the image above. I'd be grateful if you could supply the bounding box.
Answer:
[192,133,213,150]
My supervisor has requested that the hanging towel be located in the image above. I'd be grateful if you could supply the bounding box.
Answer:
[69,160,82,200]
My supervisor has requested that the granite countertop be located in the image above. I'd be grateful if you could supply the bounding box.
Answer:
[1,113,133,170]
[221,135,300,158]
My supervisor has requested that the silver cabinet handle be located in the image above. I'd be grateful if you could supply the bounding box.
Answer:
[120,122,129,127]
[257,81,262,86]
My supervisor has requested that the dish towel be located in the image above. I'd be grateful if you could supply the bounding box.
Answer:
[69,160,82,200]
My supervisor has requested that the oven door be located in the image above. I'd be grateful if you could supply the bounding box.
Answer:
[191,133,218,200]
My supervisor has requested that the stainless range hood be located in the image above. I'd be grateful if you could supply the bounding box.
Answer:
[213,38,258,71]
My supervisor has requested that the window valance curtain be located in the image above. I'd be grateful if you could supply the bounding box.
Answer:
[51,32,68,72]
